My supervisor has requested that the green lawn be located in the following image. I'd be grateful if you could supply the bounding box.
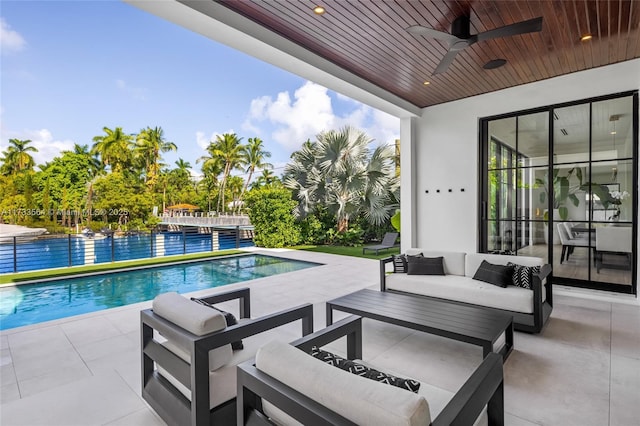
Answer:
[296,245,399,260]
[0,249,243,285]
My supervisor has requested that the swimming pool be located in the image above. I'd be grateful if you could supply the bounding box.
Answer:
[0,254,319,330]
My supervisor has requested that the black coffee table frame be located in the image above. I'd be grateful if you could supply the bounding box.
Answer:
[326,289,513,360]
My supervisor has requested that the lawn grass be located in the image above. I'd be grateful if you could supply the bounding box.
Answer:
[296,245,399,260]
[0,249,244,285]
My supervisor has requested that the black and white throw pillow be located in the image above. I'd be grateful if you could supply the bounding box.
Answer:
[310,346,420,393]
[392,254,408,273]
[507,262,541,290]
[407,256,445,276]
[472,260,514,288]
[191,298,243,350]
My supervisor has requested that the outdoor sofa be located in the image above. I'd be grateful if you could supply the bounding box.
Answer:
[380,250,553,333]
[140,287,314,426]
[237,315,505,425]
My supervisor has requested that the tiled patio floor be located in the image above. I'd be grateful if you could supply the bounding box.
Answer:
[1,248,639,425]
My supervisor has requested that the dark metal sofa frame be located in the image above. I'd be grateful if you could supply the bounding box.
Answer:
[380,257,553,334]
[140,287,314,426]
[237,315,505,426]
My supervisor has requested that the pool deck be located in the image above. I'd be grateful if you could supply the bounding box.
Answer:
[1,248,639,425]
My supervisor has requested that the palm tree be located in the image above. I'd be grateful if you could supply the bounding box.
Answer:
[211,133,244,212]
[284,126,397,233]
[91,127,133,172]
[73,144,105,225]
[236,137,272,213]
[253,168,278,188]
[134,126,177,187]
[173,158,192,180]
[0,139,38,175]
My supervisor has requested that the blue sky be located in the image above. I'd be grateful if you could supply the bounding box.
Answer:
[0,0,399,178]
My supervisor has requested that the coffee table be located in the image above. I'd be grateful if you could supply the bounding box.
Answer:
[326,289,513,360]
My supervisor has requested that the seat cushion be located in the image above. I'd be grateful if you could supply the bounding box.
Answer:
[256,341,430,426]
[386,274,539,314]
[158,363,236,410]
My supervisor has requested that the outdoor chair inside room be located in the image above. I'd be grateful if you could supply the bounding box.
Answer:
[140,287,313,426]
[595,226,633,272]
[557,223,592,264]
[362,232,399,255]
[237,316,504,426]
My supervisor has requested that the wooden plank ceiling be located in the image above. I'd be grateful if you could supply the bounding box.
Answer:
[218,0,640,108]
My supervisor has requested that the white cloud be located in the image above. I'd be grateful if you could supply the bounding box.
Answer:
[0,18,26,53]
[115,79,148,101]
[0,128,74,167]
[244,81,335,150]
[243,81,400,153]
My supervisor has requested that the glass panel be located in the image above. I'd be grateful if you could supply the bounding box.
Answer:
[589,160,633,223]
[488,117,516,171]
[515,221,548,263]
[487,220,516,254]
[553,104,590,162]
[517,111,549,167]
[488,169,516,221]
[591,224,632,286]
[592,96,634,161]
[553,218,592,281]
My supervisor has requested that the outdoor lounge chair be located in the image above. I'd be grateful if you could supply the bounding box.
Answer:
[140,287,313,426]
[362,232,399,255]
[237,315,504,426]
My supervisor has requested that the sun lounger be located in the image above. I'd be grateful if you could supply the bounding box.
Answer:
[362,232,399,255]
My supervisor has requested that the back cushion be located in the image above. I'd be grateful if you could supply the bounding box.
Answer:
[255,341,430,426]
[405,249,466,276]
[152,292,232,370]
[465,253,543,278]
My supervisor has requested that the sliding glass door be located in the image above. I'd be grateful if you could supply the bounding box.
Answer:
[480,91,638,294]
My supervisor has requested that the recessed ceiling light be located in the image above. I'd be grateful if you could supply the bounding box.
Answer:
[483,59,507,70]
[580,34,592,41]
[423,81,430,85]
[313,5,325,15]
[611,131,617,135]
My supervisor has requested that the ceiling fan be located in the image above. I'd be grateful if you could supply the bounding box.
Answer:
[407,15,543,75]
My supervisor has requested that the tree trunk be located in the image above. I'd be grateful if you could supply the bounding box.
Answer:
[337,217,349,234]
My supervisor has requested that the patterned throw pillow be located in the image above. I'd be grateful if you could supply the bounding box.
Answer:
[507,262,541,290]
[191,298,243,350]
[472,260,514,288]
[392,254,408,273]
[310,346,420,393]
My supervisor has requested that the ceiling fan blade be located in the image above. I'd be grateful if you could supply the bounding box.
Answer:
[433,49,460,75]
[406,25,459,43]
[476,17,543,42]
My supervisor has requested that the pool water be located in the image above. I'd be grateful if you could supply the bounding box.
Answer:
[0,254,318,330]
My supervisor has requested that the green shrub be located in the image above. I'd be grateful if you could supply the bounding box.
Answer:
[245,187,300,248]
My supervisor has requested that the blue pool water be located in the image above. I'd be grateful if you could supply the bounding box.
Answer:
[0,254,318,330]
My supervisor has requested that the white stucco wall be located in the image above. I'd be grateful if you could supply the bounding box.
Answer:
[409,58,640,253]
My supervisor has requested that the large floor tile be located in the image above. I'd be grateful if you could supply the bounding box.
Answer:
[61,315,123,347]
[0,363,17,386]
[75,332,139,362]
[610,354,640,426]
[0,372,145,425]
[540,304,611,353]
[7,326,73,357]
[103,407,165,426]
[18,364,92,398]
[505,412,542,426]
[12,346,87,382]
[504,337,610,426]
[611,303,640,360]
[0,382,21,404]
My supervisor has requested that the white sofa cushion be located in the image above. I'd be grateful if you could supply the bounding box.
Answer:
[158,363,236,409]
[256,341,431,426]
[386,273,538,314]
[405,249,466,276]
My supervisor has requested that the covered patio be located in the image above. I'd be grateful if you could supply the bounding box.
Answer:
[0,248,638,425]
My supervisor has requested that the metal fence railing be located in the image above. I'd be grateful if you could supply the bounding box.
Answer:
[0,227,254,274]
